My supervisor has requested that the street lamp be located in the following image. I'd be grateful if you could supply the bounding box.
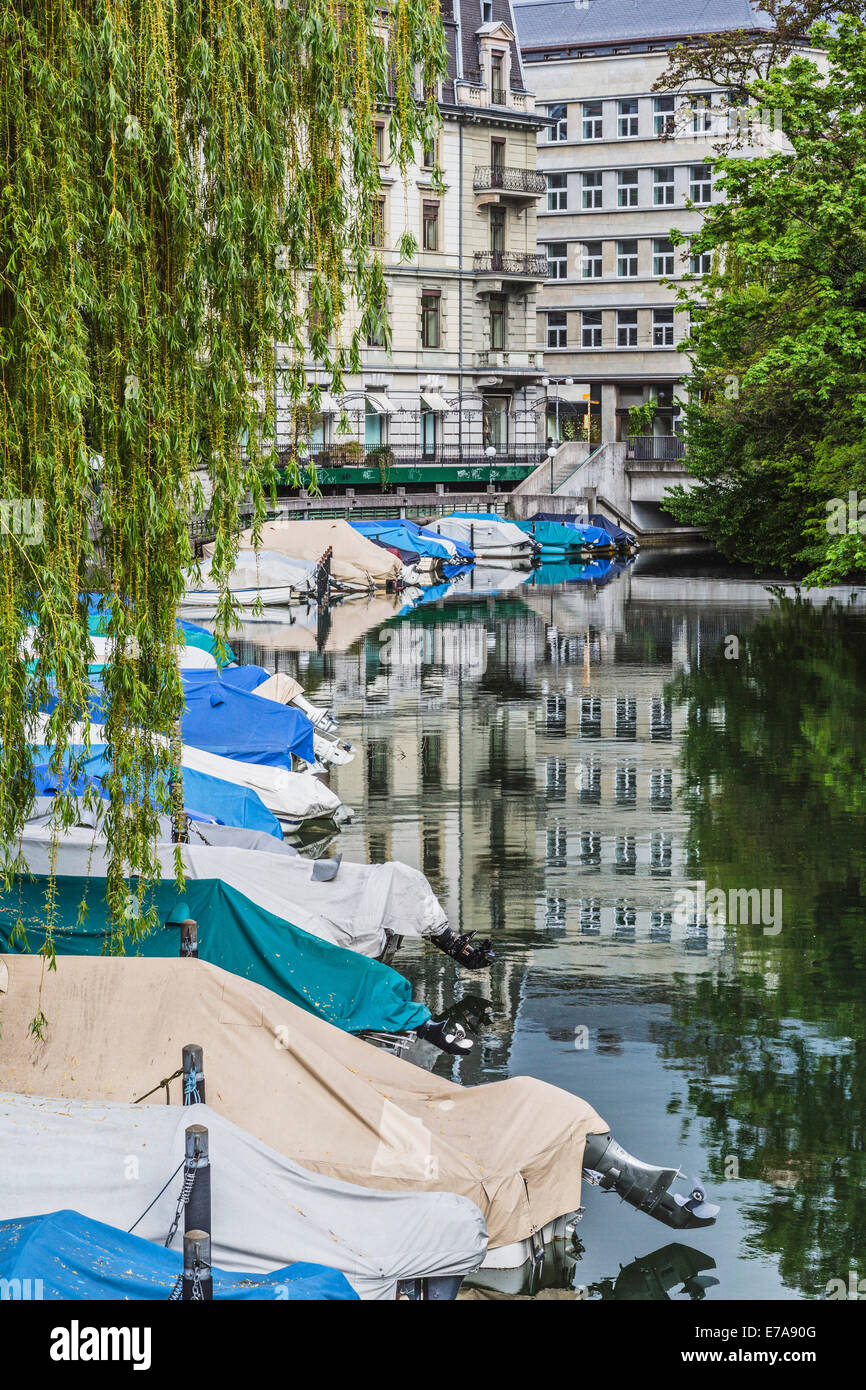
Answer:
[547,443,556,493]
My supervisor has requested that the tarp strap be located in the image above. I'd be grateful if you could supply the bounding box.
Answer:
[132,1067,183,1105]
[127,1157,184,1235]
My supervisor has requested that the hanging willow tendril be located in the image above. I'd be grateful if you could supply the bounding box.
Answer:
[0,0,447,960]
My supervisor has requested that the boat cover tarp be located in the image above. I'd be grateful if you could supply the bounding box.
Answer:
[37,716,341,826]
[32,744,284,839]
[0,841,431,1035]
[0,1206,353,1300]
[8,822,444,956]
[84,604,235,664]
[428,515,531,553]
[183,679,317,769]
[182,665,271,695]
[186,549,317,598]
[351,521,449,563]
[0,1096,487,1298]
[0,954,609,1249]
[216,519,402,589]
[526,515,616,549]
[532,513,636,546]
[514,519,588,551]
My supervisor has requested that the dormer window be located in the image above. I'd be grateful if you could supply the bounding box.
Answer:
[481,0,493,20]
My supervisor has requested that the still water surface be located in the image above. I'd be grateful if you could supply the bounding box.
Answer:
[230,549,866,1301]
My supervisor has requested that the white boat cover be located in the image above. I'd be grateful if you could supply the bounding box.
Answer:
[13,824,445,955]
[0,955,609,1249]
[0,1093,487,1299]
[185,549,317,603]
[88,634,219,671]
[428,516,532,555]
[212,519,402,590]
[33,717,345,827]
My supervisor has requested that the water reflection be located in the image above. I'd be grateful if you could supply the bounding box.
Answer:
[228,559,866,1300]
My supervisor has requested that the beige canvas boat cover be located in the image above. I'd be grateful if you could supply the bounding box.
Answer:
[0,955,607,1249]
[253,673,304,703]
[209,519,401,590]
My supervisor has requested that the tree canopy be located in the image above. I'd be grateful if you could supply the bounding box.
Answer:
[662,16,866,580]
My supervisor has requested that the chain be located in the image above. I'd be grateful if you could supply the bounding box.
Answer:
[164,1158,196,1248]
[166,1257,211,1302]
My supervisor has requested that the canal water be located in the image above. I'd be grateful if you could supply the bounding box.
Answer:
[229,548,866,1302]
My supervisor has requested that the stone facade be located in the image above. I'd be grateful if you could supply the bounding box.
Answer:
[280,1,550,488]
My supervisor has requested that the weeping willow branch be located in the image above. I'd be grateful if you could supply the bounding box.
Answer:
[0,0,447,952]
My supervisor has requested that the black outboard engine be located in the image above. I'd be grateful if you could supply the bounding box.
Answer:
[416,1013,474,1056]
[583,1133,720,1231]
[431,926,494,970]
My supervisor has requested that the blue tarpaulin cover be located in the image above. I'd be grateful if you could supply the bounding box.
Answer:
[182,665,271,696]
[0,1210,355,1300]
[514,518,589,552]
[0,872,431,1035]
[351,520,468,563]
[32,745,283,839]
[531,513,636,547]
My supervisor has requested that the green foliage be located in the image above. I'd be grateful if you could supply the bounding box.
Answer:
[664,17,866,579]
[0,0,447,950]
[627,400,657,438]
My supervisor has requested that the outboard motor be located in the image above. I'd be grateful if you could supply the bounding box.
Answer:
[583,1133,720,1231]
[416,1014,474,1056]
[431,926,494,970]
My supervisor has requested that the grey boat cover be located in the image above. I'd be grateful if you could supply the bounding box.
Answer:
[12,822,446,956]
[0,1093,486,1300]
[0,955,608,1249]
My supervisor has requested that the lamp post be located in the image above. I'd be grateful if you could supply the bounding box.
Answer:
[543,376,573,445]
[547,444,556,493]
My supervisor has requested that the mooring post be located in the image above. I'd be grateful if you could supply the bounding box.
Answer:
[182,1043,205,1105]
[182,1230,213,1301]
[179,918,198,958]
[184,1124,211,1239]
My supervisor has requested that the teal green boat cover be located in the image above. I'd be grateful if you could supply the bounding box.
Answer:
[0,874,430,1037]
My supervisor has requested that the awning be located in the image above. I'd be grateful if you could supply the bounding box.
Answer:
[421,392,450,412]
[365,393,393,415]
[317,392,341,415]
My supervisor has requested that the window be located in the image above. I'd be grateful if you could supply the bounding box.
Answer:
[491,52,505,104]
[581,309,602,348]
[653,237,674,276]
[581,240,602,278]
[482,395,508,451]
[365,307,387,347]
[547,310,568,349]
[481,0,493,20]
[547,241,568,279]
[690,95,713,133]
[422,135,437,169]
[374,122,385,163]
[617,309,638,346]
[489,294,507,350]
[616,238,638,277]
[581,170,602,209]
[369,196,385,248]
[690,164,712,203]
[582,101,603,140]
[617,169,638,207]
[653,307,675,346]
[365,398,386,447]
[420,408,436,456]
[491,137,505,172]
[548,103,568,141]
[653,166,674,205]
[422,200,439,251]
[547,171,567,210]
[421,291,440,348]
[653,95,675,136]
[690,244,712,275]
[489,206,505,253]
[618,98,639,137]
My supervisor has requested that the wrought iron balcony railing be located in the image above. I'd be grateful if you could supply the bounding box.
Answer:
[473,165,547,196]
[473,251,549,276]
[290,444,543,469]
[626,435,686,462]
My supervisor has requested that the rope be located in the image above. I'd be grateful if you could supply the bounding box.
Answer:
[127,1158,185,1235]
[132,1068,183,1105]
[183,1062,202,1104]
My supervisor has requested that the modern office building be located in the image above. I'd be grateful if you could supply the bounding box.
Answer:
[279,1,552,495]
[514,0,784,447]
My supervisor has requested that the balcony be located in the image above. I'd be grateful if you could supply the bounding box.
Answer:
[626,435,686,463]
[474,349,540,373]
[456,82,536,115]
[473,164,546,209]
[473,251,548,281]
